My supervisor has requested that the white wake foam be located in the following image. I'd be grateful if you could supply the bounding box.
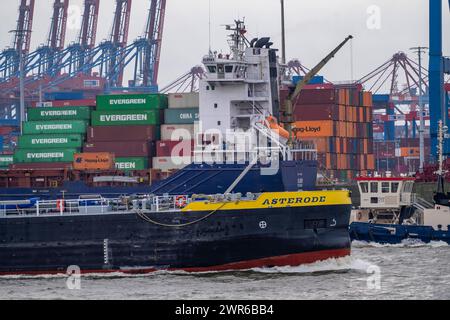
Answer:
[352,239,449,248]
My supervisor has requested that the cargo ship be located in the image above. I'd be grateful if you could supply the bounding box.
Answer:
[0,190,352,274]
[0,21,354,273]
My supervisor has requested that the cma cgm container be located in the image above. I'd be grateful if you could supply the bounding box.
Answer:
[73,153,115,171]
[27,106,91,121]
[164,108,199,124]
[168,93,199,109]
[0,155,14,168]
[18,134,83,149]
[14,149,77,163]
[83,141,154,157]
[23,121,87,135]
[96,94,168,110]
[87,125,157,142]
[91,110,160,126]
[115,157,148,171]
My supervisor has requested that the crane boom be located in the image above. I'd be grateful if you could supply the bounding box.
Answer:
[283,35,353,146]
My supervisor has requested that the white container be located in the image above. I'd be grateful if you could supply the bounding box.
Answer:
[168,93,199,109]
[160,124,196,141]
[152,156,192,171]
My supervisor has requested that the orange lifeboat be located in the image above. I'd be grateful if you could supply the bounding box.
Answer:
[265,116,290,140]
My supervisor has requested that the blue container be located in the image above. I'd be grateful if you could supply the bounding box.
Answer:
[372,94,390,103]
[293,76,324,85]
[44,92,84,101]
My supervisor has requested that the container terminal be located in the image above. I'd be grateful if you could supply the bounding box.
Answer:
[0,0,449,273]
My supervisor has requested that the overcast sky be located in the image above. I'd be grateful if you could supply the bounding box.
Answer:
[1,0,449,90]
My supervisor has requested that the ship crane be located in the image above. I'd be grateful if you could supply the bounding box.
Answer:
[282,35,353,148]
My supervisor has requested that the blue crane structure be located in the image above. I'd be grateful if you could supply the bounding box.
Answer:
[0,0,167,103]
[429,0,450,157]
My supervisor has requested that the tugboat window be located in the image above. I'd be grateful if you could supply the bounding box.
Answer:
[225,65,234,73]
[391,182,399,193]
[370,182,378,193]
[207,66,217,73]
[381,182,390,193]
[360,182,368,193]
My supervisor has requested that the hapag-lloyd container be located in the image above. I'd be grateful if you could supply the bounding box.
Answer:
[152,156,192,171]
[164,108,199,124]
[18,134,83,149]
[115,157,148,171]
[168,93,199,109]
[160,124,196,141]
[96,94,168,110]
[293,121,336,138]
[83,141,154,157]
[91,110,160,126]
[87,125,158,142]
[27,106,91,121]
[14,149,77,163]
[73,153,115,171]
[23,121,87,135]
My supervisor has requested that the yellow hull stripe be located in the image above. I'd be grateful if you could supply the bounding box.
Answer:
[182,190,351,212]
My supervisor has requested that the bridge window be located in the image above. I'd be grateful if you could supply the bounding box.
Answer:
[381,182,390,193]
[370,182,378,193]
[207,66,217,73]
[360,182,368,193]
[225,65,234,73]
[391,182,399,193]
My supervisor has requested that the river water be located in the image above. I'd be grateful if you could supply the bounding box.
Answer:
[1,241,449,300]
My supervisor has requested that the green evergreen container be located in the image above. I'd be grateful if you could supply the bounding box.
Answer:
[18,134,83,149]
[115,157,148,171]
[91,110,160,126]
[23,121,87,134]
[96,94,168,110]
[164,108,199,124]
[0,155,14,168]
[14,149,77,163]
[27,106,91,121]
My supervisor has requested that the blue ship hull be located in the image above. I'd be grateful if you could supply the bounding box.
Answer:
[0,160,318,201]
[349,222,450,244]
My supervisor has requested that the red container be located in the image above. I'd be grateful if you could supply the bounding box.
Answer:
[295,89,337,105]
[156,140,195,157]
[32,99,96,108]
[87,126,157,142]
[293,104,339,121]
[0,127,18,135]
[374,141,396,158]
[83,141,154,157]
[9,163,73,170]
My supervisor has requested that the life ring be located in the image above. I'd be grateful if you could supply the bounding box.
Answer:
[175,196,187,208]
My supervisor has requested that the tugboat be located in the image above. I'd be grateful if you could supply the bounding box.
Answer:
[350,121,450,244]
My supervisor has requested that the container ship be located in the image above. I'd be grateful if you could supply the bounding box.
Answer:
[0,21,359,273]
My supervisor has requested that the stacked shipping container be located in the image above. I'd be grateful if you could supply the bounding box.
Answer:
[154,93,199,171]
[84,94,167,171]
[287,85,375,180]
[12,106,91,167]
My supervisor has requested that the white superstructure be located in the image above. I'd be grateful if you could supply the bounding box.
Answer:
[199,20,280,143]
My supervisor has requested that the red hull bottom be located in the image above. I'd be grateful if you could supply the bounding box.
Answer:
[0,248,351,276]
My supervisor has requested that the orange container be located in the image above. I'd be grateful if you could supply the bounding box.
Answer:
[73,152,115,171]
[400,147,420,157]
[294,121,335,138]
